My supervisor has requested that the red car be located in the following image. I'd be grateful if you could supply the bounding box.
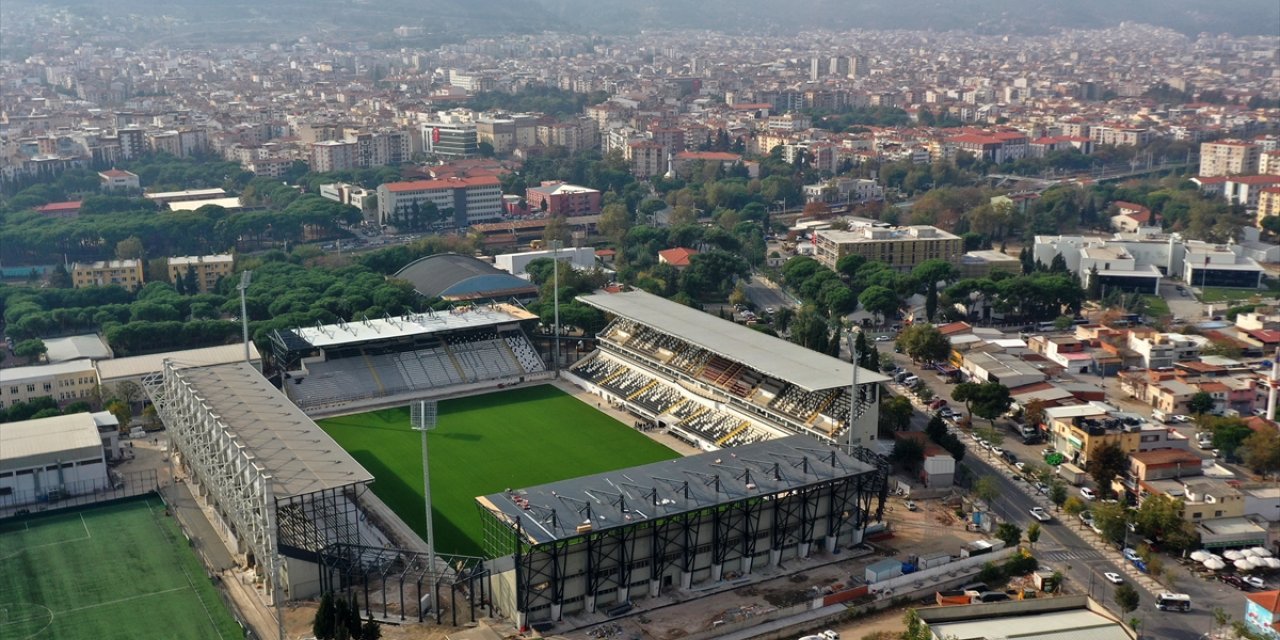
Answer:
[929,399,949,410]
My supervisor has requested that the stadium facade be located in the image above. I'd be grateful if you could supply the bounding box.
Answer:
[477,435,888,626]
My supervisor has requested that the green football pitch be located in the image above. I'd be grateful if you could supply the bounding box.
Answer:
[318,385,679,557]
[0,497,243,640]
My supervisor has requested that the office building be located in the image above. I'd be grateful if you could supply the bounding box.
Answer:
[814,225,964,271]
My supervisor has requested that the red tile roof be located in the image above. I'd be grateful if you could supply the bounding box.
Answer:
[658,247,698,267]
[1228,175,1280,185]
[676,151,743,162]
[34,200,82,213]
[1247,590,1280,613]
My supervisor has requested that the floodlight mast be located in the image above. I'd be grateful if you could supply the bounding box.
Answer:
[412,400,439,594]
[238,270,253,363]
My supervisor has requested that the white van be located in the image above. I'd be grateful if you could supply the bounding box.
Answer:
[1152,409,1168,423]
[902,376,920,386]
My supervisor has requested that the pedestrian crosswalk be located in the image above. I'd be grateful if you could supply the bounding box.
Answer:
[1037,547,1103,562]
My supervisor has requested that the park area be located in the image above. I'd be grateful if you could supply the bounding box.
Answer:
[318,384,679,557]
[0,497,243,640]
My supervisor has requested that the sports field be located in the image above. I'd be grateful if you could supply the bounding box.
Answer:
[0,497,243,640]
[318,385,679,557]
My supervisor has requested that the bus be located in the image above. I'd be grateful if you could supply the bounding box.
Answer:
[1155,592,1191,612]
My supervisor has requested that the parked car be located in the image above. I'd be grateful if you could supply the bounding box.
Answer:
[1080,487,1097,500]
[905,500,918,511]
[991,446,1004,457]
[1079,511,1094,525]
[1246,576,1267,590]
[1029,507,1052,522]
[875,335,892,342]
[1122,548,1141,562]
[1104,572,1124,585]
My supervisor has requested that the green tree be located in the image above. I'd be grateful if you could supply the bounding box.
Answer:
[1188,391,1215,416]
[1114,583,1140,614]
[890,437,925,472]
[1086,266,1102,299]
[13,338,47,363]
[996,522,1023,548]
[1085,442,1129,499]
[106,399,133,432]
[183,265,200,294]
[858,285,900,322]
[1241,428,1280,478]
[974,475,999,504]
[897,323,952,364]
[1062,496,1087,517]
[1092,501,1130,546]
[597,202,632,243]
[314,592,336,640]
[360,615,382,640]
[1206,416,1255,460]
[115,235,145,260]
[953,382,1012,426]
[882,395,916,432]
[1049,481,1068,510]
[1026,522,1042,548]
[50,263,73,288]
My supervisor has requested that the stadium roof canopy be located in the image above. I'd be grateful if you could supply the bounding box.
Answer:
[394,253,538,301]
[287,303,537,350]
[172,362,373,498]
[578,290,889,391]
[478,434,874,545]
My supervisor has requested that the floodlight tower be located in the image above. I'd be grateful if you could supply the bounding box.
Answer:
[551,239,562,374]
[237,270,253,363]
[411,400,439,585]
[847,329,863,454]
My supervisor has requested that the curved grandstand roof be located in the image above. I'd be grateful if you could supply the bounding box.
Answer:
[579,289,890,392]
[395,253,537,301]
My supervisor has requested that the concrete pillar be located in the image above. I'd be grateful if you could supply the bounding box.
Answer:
[740,554,753,575]
[799,541,812,558]
[515,611,528,631]
[711,562,723,582]
[825,534,838,554]
[770,547,782,567]
[680,570,692,589]
[550,602,562,621]
[649,579,662,598]
[618,585,630,604]
[584,594,596,614]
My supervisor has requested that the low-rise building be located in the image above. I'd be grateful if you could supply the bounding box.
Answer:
[71,259,144,291]
[1184,240,1265,289]
[98,168,139,191]
[0,412,110,508]
[1045,402,1142,466]
[814,225,963,272]
[376,175,503,228]
[167,254,234,293]
[0,360,98,408]
[525,182,602,217]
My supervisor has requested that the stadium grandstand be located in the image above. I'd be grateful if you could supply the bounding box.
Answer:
[270,303,550,413]
[393,253,538,302]
[477,434,888,627]
[143,361,384,600]
[568,290,888,451]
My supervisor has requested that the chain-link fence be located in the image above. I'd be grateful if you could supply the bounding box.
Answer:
[0,468,159,519]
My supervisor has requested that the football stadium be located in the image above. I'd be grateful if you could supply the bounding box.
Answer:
[100,286,890,632]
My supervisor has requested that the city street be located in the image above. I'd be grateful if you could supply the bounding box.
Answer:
[742,273,800,313]
[879,342,1245,639]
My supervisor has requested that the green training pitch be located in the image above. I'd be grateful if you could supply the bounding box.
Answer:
[0,497,243,640]
[318,385,679,557]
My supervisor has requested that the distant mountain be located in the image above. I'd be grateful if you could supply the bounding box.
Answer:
[20,0,1280,39]
[535,0,1279,36]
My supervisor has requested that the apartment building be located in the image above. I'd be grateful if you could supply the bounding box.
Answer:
[422,120,479,159]
[71,259,144,291]
[1045,403,1143,466]
[1088,125,1152,147]
[0,360,99,408]
[376,175,503,228]
[167,254,234,293]
[1127,332,1203,369]
[625,140,665,179]
[814,225,963,271]
[1200,140,1260,177]
[1259,187,1280,224]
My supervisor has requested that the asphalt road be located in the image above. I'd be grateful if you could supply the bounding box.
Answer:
[742,273,800,313]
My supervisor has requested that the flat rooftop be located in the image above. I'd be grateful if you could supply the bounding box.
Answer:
[928,608,1132,640]
[97,343,261,383]
[478,434,875,545]
[172,363,373,498]
[581,290,887,391]
[289,304,537,350]
[0,412,102,466]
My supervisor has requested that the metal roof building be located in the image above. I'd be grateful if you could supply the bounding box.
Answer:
[579,290,887,391]
[0,412,109,508]
[145,361,377,600]
[394,253,538,302]
[478,434,888,627]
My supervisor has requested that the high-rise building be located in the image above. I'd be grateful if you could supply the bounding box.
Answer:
[1200,140,1261,177]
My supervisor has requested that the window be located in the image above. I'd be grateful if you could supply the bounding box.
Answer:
[26,384,35,393]
[1191,512,1202,520]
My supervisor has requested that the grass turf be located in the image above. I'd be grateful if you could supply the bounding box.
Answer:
[318,385,679,557]
[0,497,242,640]
[1197,287,1264,303]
